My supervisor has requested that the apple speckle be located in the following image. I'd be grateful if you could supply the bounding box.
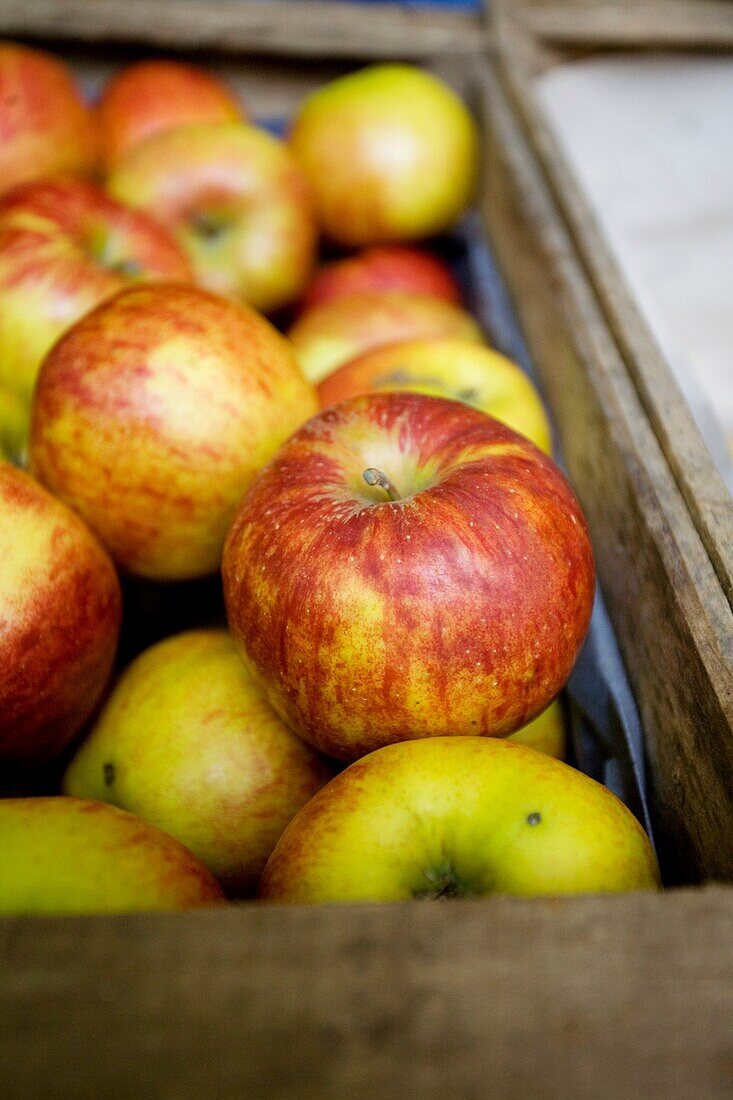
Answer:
[527,812,542,826]
[103,762,115,787]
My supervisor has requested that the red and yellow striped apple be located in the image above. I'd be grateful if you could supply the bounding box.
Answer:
[299,245,462,314]
[259,738,659,903]
[29,282,318,580]
[223,391,595,761]
[290,63,478,246]
[317,337,553,453]
[0,177,193,404]
[288,291,483,385]
[0,797,225,914]
[0,463,121,767]
[0,41,96,198]
[97,58,245,170]
[108,121,317,314]
[64,629,335,895]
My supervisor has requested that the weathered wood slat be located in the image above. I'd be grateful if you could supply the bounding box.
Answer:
[0,0,484,59]
[492,14,733,611]
[515,0,733,49]
[1,887,731,1099]
[476,55,733,883]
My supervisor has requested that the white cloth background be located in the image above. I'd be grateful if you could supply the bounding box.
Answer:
[536,54,733,489]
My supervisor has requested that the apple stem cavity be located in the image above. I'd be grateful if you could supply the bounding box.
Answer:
[363,467,401,502]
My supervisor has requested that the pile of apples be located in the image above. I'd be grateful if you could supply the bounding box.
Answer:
[0,42,659,914]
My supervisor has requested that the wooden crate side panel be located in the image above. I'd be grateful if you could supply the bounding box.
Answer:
[492,22,733,611]
[0,0,484,59]
[1,887,731,1100]
[507,0,733,50]
[476,60,733,883]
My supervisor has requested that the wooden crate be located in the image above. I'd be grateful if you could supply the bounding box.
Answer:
[0,4,731,1097]
[483,0,733,885]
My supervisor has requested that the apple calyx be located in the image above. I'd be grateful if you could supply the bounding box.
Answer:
[363,466,401,502]
[189,210,231,244]
[414,861,477,900]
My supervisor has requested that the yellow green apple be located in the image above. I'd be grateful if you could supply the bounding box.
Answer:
[507,698,565,759]
[0,177,193,405]
[289,63,478,246]
[0,462,121,767]
[64,629,335,895]
[317,338,553,453]
[0,797,225,915]
[0,385,28,464]
[108,121,317,314]
[29,282,318,581]
[260,737,660,902]
[288,292,483,385]
[223,391,595,761]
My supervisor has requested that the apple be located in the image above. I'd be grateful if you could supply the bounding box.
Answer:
[223,391,595,761]
[97,58,245,170]
[289,63,478,246]
[0,462,121,767]
[64,629,335,895]
[259,738,660,903]
[299,245,462,314]
[507,698,565,759]
[29,282,319,581]
[107,121,317,314]
[0,177,194,405]
[0,797,225,914]
[317,338,553,454]
[0,384,28,464]
[0,41,97,198]
[287,292,483,385]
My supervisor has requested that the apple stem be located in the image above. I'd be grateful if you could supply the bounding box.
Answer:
[363,467,401,502]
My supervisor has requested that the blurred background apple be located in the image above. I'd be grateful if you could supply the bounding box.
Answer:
[290,63,478,246]
[288,291,483,384]
[108,121,317,314]
[0,177,193,405]
[0,41,96,198]
[97,58,246,170]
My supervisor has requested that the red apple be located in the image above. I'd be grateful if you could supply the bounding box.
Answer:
[317,338,553,454]
[259,738,659,903]
[29,282,319,581]
[97,58,245,170]
[0,462,121,767]
[223,392,595,761]
[287,291,484,384]
[0,177,194,404]
[299,246,462,314]
[107,121,317,314]
[0,41,96,198]
[290,64,478,246]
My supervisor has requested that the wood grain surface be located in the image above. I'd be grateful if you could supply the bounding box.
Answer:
[476,56,733,883]
[1,886,731,1099]
[511,0,733,49]
[0,0,484,59]
[492,13,733,609]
